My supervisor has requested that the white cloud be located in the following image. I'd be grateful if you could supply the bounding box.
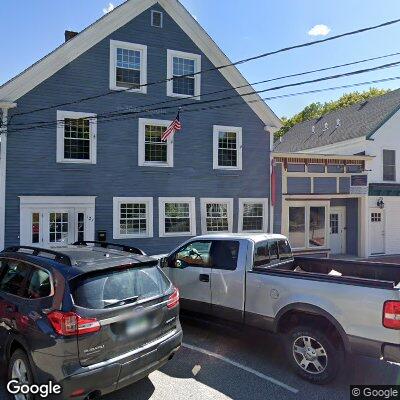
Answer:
[308,24,331,36]
[103,2,115,14]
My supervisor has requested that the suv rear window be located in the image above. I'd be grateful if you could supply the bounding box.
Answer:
[73,265,171,309]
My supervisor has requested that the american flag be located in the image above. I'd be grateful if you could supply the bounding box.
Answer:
[161,111,181,142]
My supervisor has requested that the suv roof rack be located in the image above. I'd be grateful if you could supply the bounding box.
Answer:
[72,241,146,255]
[2,246,73,266]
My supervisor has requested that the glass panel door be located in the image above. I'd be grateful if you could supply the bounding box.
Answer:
[43,209,74,247]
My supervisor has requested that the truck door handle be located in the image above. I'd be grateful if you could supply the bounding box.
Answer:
[199,274,209,283]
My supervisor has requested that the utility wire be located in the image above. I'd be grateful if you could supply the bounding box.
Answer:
[10,17,400,118]
[8,59,400,131]
[7,75,400,134]
[47,50,400,123]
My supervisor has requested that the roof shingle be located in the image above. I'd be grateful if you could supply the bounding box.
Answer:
[274,89,400,152]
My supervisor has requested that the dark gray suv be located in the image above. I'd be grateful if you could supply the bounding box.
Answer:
[0,242,182,399]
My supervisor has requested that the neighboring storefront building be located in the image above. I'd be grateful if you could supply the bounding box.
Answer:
[274,90,400,257]
[272,152,372,257]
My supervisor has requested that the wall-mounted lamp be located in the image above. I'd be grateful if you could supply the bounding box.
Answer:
[377,197,385,209]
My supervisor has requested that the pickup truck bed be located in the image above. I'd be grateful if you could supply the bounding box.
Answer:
[254,257,400,289]
[160,233,400,384]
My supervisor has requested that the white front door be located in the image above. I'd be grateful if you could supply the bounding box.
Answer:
[329,207,346,255]
[20,197,95,248]
[370,208,385,254]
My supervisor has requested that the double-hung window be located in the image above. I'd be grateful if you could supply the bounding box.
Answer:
[138,118,173,167]
[239,198,268,232]
[113,197,153,239]
[159,197,196,237]
[213,125,242,170]
[110,40,147,93]
[383,149,396,181]
[57,111,97,164]
[201,198,233,233]
[167,50,201,98]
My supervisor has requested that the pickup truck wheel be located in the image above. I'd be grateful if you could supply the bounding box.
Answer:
[286,326,341,384]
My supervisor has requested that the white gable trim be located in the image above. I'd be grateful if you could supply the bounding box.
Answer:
[0,0,155,102]
[0,0,280,128]
[159,0,280,128]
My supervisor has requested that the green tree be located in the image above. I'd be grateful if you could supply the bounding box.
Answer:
[275,88,390,140]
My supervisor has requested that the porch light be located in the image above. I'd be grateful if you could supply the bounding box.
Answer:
[377,197,385,209]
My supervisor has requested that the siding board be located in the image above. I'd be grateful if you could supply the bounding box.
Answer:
[5,4,270,254]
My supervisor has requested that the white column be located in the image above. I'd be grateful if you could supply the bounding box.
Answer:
[0,103,17,250]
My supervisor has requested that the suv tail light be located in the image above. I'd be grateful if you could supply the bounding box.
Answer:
[383,301,400,329]
[167,287,179,309]
[47,311,100,336]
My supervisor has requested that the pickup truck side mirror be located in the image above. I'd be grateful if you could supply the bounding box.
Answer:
[175,259,184,269]
[160,255,185,269]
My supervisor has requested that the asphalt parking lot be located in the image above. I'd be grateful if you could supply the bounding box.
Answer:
[2,314,399,400]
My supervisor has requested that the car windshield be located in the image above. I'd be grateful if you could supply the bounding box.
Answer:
[73,265,171,309]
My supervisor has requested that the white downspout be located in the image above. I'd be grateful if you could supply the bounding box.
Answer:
[0,103,17,250]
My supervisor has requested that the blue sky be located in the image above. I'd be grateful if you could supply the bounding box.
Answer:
[1,0,400,117]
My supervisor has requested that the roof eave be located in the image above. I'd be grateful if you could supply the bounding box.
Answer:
[0,0,281,128]
[272,151,374,161]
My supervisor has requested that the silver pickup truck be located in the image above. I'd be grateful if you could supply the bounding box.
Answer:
[158,233,400,384]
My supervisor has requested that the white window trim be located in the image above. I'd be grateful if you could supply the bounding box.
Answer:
[113,197,153,239]
[167,49,201,99]
[200,198,233,234]
[213,125,243,170]
[382,149,396,182]
[151,10,163,27]
[285,200,329,251]
[159,197,196,237]
[109,40,148,94]
[138,118,174,167]
[238,198,268,233]
[56,111,97,164]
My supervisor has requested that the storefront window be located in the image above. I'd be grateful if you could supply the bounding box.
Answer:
[309,207,325,247]
[288,204,327,249]
[288,207,306,248]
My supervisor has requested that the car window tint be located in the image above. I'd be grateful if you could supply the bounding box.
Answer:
[254,241,269,267]
[269,241,279,263]
[211,241,239,270]
[26,268,51,299]
[74,265,170,309]
[278,239,293,260]
[176,241,212,268]
[0,261,31,296]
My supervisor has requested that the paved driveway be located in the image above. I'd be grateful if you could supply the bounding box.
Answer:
[1,316,399,400]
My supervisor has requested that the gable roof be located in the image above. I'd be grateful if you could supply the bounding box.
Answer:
[274,89,400,152]
[0,0,281,128]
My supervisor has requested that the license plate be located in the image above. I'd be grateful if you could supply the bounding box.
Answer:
[126,316,150,336]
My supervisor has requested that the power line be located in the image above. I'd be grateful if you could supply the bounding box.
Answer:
[10,17,400,118]
[9,59,400,131]
[53,50,400,123]
[7,75,400,134]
